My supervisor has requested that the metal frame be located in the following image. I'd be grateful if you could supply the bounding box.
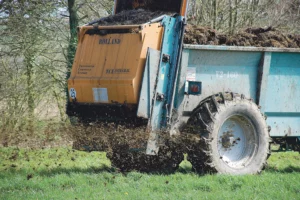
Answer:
[82,25,142,30]
[175,44,300,139]
[145,16,185,155]
[183,44,300,53]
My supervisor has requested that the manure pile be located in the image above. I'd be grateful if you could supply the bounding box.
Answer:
[184,25,300,48]
[93,9,174,26]
[92,9,300,48]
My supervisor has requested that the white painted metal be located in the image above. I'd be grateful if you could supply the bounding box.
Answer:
[217,115,258,169]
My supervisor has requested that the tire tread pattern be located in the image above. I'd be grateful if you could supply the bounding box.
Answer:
[186,92,271,174]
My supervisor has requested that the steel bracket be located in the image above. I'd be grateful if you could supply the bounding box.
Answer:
[156,93,165,101]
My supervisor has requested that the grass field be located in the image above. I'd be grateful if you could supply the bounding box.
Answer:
[0,147,300,200]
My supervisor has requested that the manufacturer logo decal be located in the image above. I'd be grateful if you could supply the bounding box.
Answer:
[99,38,121,45]
[77,65,94,75]
[106,69,130,74]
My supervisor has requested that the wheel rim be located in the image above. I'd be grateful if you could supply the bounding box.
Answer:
[217,115,258,169]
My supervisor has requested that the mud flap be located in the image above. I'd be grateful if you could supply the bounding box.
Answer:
[136,48,161,155]
[137,48,160,118]
[146,131,160,155]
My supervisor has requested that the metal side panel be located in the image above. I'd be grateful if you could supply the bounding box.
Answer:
[176,46,300,138]
[263,52,300,137]
[175,49,262,116]
[266,113,300,137]
[264,53,300,113]
[137,48,161,118]
[257,52,272,113]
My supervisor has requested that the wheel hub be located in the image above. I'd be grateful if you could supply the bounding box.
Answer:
[221,130,242,149]
[218,115,257,169]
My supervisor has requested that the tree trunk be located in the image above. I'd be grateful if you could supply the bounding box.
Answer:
[229,0,233,34]
[232,0,238,34]
[66,0,79,101]
[67,0,79,73]
[212,0,217,29]
[250,0,259,26]
[25,53,34,132]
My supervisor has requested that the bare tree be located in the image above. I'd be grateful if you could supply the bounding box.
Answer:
[189,0,300,34]
[0,0,68,136]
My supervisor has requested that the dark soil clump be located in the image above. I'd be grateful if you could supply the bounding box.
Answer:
[115,0,181,14]
[91,9,300,48]
[93,9,173,26]
[184,24,300,48]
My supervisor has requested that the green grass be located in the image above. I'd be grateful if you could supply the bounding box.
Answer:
[0,148,300,200]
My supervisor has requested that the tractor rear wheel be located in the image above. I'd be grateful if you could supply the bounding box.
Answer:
[187,93,271,175]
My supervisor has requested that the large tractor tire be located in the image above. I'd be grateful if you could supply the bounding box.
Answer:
[187,93,271,175]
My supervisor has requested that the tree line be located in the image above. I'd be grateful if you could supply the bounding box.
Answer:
[0,0,113,143]
[189,0,300,34]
